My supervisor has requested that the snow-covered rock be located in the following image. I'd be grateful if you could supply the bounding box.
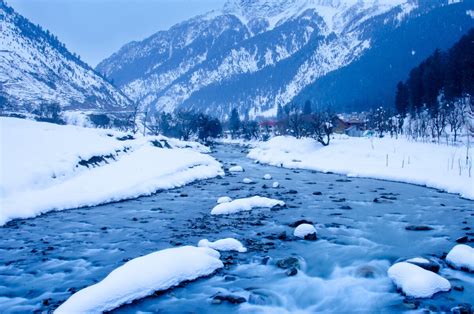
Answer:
[211,196,285,215]
[198,238,247,253]
[387,262,451,298]
[55,246,223,313]
[0,117,223,226]
[294,223,317,240]
[242,178,253,184]
[263,174,272,180]
[248,136,474,200]
[272,181,280,188]
[217,196,232,204]
[229,165,244,172]
[446,244,474,272]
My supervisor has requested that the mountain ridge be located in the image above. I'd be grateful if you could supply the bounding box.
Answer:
[0,0,133,113]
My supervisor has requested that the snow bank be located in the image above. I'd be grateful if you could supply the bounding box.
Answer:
[55,246,223,313]
[217,196,232,204]
[294,223,317,239]
[446,244,474,272]
[0,118,223,225]
[387,262,451,298]
[198,238,247,252]
[229,165,244,172]
[210,196,285,215]
[248,136,474,199]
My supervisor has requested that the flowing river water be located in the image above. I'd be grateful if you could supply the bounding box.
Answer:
[0,144,473,313]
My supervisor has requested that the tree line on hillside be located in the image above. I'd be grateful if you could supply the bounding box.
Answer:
[394,28,473,143]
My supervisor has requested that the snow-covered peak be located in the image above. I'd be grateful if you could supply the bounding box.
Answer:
[223,0,408,33]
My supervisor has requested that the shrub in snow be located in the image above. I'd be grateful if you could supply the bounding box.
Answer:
[446,244,474,272]
[198,238,247,253]
[387,262,451,298]
[272,181,280,188]
[293,223,317,240]
[211,196,285,215]
[229,165,244,172]
[242,178,253,184]
[55,246,223,313]
[263,174,272,180]
[217,196,232,204]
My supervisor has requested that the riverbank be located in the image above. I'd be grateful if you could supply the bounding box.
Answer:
[248,135,474,200]
[0,117,223,225]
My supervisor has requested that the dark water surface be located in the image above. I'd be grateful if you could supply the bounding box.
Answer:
[0,144,473,313]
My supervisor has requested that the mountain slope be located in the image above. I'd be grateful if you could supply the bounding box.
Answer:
[97,0,474,117]
[0,1,133,112]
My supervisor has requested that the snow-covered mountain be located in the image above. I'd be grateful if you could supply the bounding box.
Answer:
[0,1,133,112]
[97,0,473,118]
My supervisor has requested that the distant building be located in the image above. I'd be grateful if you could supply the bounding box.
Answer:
[332,114,367,137]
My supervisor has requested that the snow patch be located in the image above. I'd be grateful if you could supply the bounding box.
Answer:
[446,244,474,272]
[55,246,223,313]
[211,196,285,215]
[243,178,254,184]
[294,223,317,239]
[229,165,244,172]
[387,262,451,298]
[263,173,272,180]
[217,196,232,204]
[198,238,247,252]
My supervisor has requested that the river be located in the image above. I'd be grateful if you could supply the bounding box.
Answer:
[0,144,473,313]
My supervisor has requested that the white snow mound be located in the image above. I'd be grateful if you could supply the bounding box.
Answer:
[273,181,280,188]
[294,224,317,238]
[217,196,232,204]
[387,262,451,298]
[446,244,474,272]
[55,246,223,313]
[211,196,285,215]
[198,238,247,253]
[243,178,253,184]
[229,165,244,172]
[263,174,272,180]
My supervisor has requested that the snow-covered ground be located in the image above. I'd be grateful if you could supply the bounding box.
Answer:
[55,246,223,313]
[248,136,474,199]
[0,117,223,225]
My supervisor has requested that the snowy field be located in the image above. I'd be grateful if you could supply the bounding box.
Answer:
[0,117,223,225]
[248,136,474,200]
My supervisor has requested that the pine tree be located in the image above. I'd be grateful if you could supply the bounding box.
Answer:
[229,108,241,138]
[303,100,312,115]
[276,103,284,121]
[395,81,409,115]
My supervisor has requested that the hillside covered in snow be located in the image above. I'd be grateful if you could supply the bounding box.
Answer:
[0,1,133,112]
[97,0,474,118]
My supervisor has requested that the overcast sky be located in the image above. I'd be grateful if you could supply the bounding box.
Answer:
[7,0,226,67]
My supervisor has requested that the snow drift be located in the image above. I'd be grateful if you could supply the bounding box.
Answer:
[0,117,223,225]
[55,246,223,313]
